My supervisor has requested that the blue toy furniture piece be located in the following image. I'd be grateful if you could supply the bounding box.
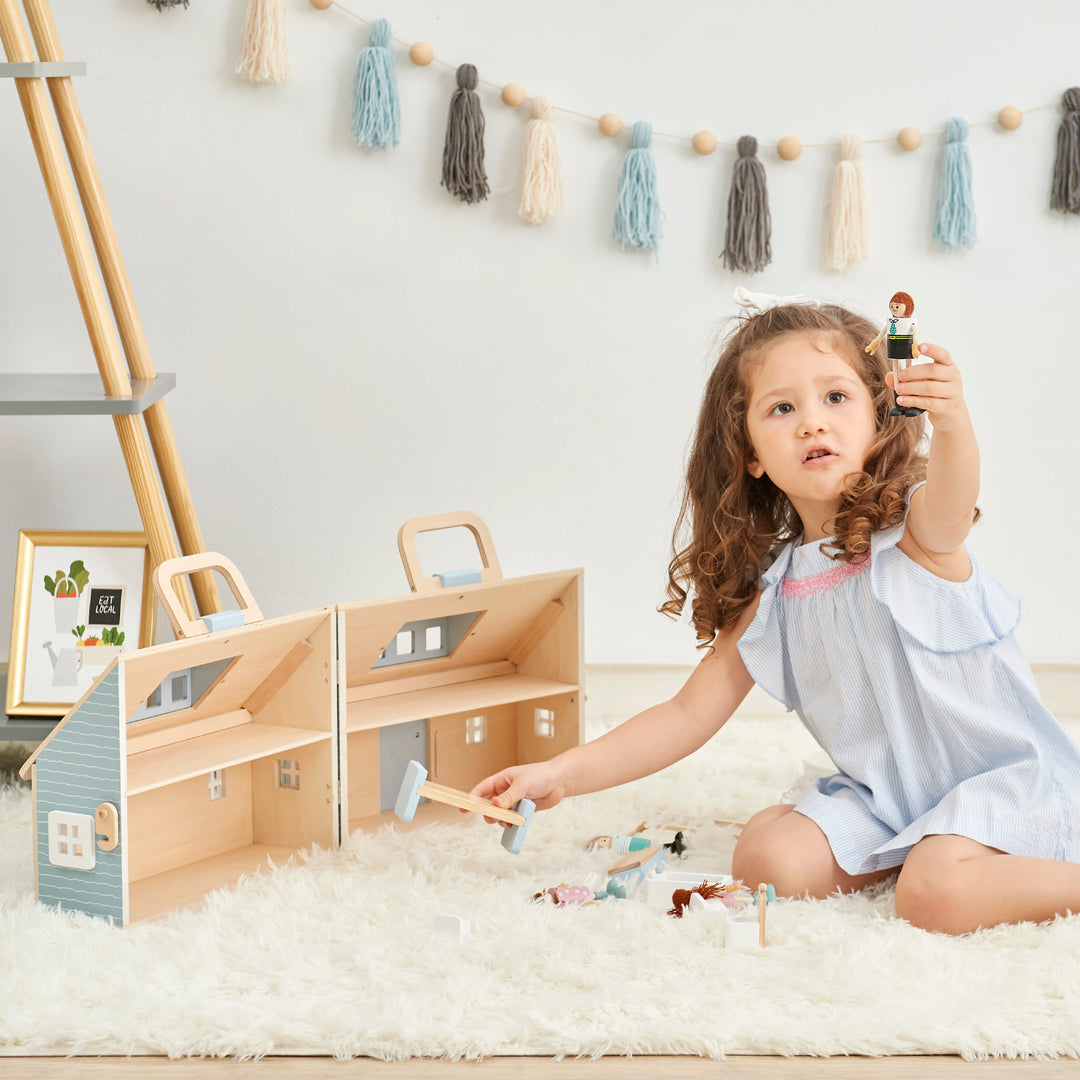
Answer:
[394,758,535,854]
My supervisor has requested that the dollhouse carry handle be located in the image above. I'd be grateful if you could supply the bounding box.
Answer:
[152,552,264,639]
[397,512,503,594]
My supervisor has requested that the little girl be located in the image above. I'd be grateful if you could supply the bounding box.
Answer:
[471,295,1080,936]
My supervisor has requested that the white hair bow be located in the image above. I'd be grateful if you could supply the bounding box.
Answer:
[733,287,821,314]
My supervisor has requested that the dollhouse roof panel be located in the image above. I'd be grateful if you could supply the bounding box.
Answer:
[339,569,582,689]
[118,607,334,723]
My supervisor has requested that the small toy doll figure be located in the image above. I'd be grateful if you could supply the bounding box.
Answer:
[865,291,925,417]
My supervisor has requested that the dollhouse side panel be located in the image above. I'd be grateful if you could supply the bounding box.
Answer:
[34,667,124,923]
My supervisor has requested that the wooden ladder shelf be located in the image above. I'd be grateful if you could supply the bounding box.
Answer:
[0,0,218,620]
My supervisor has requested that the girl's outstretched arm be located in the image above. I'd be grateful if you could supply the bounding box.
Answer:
[470,594,761,817]
[889,341,980,557]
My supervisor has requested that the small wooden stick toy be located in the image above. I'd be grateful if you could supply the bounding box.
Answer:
[606,843,664,877]
[758,882,768,947]
[394,760,535,854]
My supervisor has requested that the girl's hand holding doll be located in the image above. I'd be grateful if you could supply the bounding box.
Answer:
[889,343,969,433]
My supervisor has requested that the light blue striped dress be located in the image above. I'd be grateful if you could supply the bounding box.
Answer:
[737,485,1080,875]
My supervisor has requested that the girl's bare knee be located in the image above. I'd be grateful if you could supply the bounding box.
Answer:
[731,809,821,898]
[894,861,967,934]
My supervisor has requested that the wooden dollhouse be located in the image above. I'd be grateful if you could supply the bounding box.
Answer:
[19,514,584,925]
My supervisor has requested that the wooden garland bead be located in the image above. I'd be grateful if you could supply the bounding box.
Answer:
[691,130,717,155]
[501,83,527,108]
[998,105,1023,131]
[409,41,434,66]
[308,0,334,8]
[598,112,623,137]
[776,135,801,161]
[897,126,922,152]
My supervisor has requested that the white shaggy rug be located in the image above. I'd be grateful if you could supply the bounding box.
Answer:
[2,712,1079,1061]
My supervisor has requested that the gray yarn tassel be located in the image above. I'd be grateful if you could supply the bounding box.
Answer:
[722,136,772,273]
[147,0,188,8]
[442,64,489,204]
[1051,87,1080,214]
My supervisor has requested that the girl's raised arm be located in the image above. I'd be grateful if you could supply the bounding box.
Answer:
[470,593,761,816]
[891,342,980,559]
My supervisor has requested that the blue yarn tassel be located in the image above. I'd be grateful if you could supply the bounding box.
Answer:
[613,121,662,251]
[933,117,976,249]
[351,18,400,149]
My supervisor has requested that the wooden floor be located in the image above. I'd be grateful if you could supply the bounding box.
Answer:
[0,1056,1078,1078]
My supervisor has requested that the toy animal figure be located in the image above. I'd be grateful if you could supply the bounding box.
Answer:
[664,830,687,858]
[865,291,926,418]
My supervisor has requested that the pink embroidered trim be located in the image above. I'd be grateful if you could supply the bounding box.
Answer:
[781,552,870,598]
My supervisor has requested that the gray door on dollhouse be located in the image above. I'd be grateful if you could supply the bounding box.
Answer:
[379,720,427,812]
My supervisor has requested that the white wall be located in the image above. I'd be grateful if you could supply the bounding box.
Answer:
[1,0,1078,667]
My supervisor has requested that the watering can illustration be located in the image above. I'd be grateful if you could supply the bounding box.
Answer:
[43,641,82,688]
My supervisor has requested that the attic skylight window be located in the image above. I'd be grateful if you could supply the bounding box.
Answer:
[372,611,483,670]
[129,657,237,723]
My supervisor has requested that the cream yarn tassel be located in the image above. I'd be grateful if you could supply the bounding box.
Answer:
[236,0,290,85]
[519,94,564,225]
[825,134,868,269]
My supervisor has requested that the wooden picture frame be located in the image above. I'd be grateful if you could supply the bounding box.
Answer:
[6,530,156,717]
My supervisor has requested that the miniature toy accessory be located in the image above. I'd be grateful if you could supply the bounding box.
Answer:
[668,880,731,918]
[606,843,665,880]
[394,759,535,854]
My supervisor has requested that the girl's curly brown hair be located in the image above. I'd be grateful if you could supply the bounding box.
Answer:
[661,302,943,646]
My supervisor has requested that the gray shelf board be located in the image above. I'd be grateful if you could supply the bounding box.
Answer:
[0,671,59,744]
[0,62,86,78]
[0,714,58,744]
[0,373,175,415]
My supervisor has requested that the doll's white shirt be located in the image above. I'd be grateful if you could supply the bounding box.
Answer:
[887,316,916,336]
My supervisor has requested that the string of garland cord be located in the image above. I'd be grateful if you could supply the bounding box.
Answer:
[218,0,1080,270]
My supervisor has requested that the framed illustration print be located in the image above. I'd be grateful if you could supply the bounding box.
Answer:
[6,530,156,717]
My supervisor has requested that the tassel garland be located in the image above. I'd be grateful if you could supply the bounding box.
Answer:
[236,0,289,85]
[933,117,976,249]
[351,19,401,149]
[519,94,564,225]
[722,135,772,274]
[442,64,489,204]
[825,134,868,270]
[613,121,662,252]
[1051,87,1080,214]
